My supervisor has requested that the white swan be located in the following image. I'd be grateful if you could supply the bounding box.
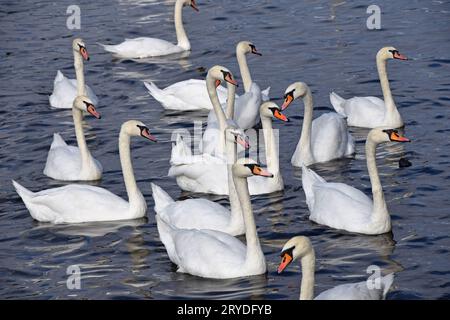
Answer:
[49,38,98,109]
[169,70,288,195]
[152,125,249,236]
[281,82,355,167]
[144,41,269,111]
[278,236,395,300]
[301,128,410,235]
[13,120,156,224]
[43,96,102,181]
[157,159,272,279]
[330,47,408,128]
[101,0,198,58]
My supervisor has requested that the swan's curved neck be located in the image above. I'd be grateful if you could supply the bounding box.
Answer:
[299,249,316,300]
[72,108,91,168]
[236,48,252,92]
[119,131,144,207]
[377,57,395,110]
[232,174,264,268]
[261,115,279,174]
[225,139,242,228]
[365,136,389,221]
[174,0,190,50]
[207,77,228,155]
[73,50,85,96]
[225,81,236,120]
[298,88,314,162]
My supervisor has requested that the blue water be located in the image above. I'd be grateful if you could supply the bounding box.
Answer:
[0,0,449,299]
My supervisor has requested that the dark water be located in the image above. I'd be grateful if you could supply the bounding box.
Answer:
[1,0,449,299]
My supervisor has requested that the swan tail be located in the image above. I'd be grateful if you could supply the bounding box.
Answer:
[301,165,325,210]
[12,180,34,201]
[50,133,67,148]
[97,42,118,54]
[261,86,271,101]
[330,92,347,116]
[155,214,181,265]
[170,134,191,165]
[151,183,174,213]
[143,81,165,100]
[380,273,395,299]
[55,70,65,82]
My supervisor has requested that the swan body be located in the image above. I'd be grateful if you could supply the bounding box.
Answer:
[301,128,410,235]
[101,0,198,58]
[152,125,249,236]
[14,120,157,224]
[44,96,102,181]
[157,159,272,279]
[278,236,395,300]
[330,47,408,128]
[144,79,231,111]
[49,38,98,109]
[281,82,355,167]
[314,275,394,300]
[49,71,98,109]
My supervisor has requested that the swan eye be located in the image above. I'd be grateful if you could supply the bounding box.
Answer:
[284,90,295,100]
[280,246,294,258]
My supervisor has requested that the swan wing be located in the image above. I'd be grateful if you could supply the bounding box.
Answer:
[310,113,354,163]
[171,228,247,278]
[315,274,394,300]
[342,97,386,128]
[160,198,231,231]
[15,183,129,223]
[49,71,98,109]
[233,82,262,129]
[309,182,374,232]
[102,38,182,58]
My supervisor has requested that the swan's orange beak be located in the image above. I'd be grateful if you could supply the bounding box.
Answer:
[393,51,408,60]
[141,129,157,142]
[80,46,89,61]
[190,0,199,12]
[281,94,294,111]
[236,136,250,149]
[215,79,221,88]
[253,166,273,178]
[224,73,238,87]
[86,104,101,119]
[277,252,293,273]
[273,109,289,122]
[390,132,410,142]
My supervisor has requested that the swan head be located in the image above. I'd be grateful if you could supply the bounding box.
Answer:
[233,158,273,178]
[73,96,101,119]
[72,38,89,61]
[369,127,411,144]
[281,82,310,111]
[225,122,250,149]
[278,236,314,273]
[378,47,408,61]
[121,120,157,142]
[237,41,262,56]
[260,102,289,122]
[208,65,238,87]
[183,0,199,12]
